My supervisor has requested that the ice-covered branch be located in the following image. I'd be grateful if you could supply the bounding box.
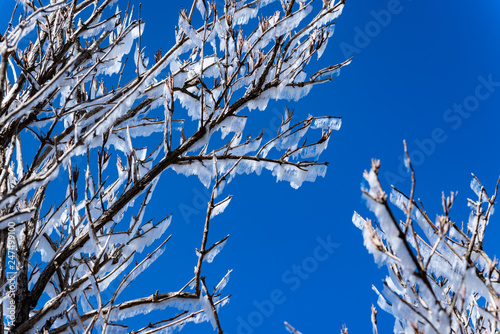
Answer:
[0,0,348,332]
[355,147,500,333]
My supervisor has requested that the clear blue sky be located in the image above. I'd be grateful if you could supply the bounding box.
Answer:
[2,0,500,333]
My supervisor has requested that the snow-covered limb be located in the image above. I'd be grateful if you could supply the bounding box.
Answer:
[0,0,348,332]
[355,143,500,334]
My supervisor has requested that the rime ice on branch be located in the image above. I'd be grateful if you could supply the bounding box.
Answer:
[354,143,500,334]
[0,0,349,332]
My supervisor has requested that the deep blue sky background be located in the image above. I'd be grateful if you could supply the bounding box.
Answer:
[2,0,500,333]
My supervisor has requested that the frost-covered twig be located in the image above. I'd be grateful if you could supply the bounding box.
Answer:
[355,145,500,333]
[284,321,303,333]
